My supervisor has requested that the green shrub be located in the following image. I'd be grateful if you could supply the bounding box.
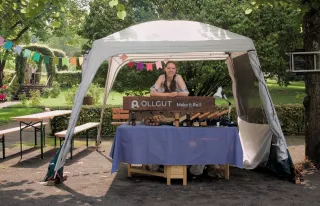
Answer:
[65,83,103,105]
[18,92,27,106]
[50,106,117,137]
[49,82,61,98]
[65,84,79,105]
[29,90,41,106]
[55,71,81,87]
[42,87,50,98]
[88,83,103,105]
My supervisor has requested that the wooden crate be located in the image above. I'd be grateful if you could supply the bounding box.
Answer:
[127,164,187,185]
[127,164,230,185]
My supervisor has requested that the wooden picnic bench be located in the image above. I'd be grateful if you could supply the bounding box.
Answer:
[54,122,100,159]
[0,122,48,159]
[13,110,72,159]
[111,108,129,125]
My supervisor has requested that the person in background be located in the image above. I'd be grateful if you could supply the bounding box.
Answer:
[150,61,189,96]
[31,66,36,85]
[25,64,32,85]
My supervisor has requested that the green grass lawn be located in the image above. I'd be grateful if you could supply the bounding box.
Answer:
[39,88,126,107]
[0,107,43,126]
[266,80,305,104]
[37,80,306,107]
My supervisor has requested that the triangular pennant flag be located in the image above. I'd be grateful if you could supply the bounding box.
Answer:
[32,52,41,62]
[78,57,84,65]
[164,59,169,64]
[127,62,135,68]
[14,46,23,55]
[44,56,50,64]
[4,41,13,50]
[70,57,77,65]
[0,36,4,45]
[136,62,143,70]
[155,61,163,70]
[53,57,59,65]
[146,63,153,71]
[23,49,31,58]
[62,57,69,67]
[120,54,128,62]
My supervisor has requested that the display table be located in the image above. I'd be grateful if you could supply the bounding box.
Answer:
[110,124,243,185]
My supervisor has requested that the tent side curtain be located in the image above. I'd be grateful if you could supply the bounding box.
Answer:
[226,56,272,169]
[246,51,294,177]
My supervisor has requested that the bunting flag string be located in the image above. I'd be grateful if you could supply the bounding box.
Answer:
[0,35,85,67]
[0,34,167,72]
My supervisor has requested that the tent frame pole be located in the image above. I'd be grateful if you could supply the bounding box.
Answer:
[96,58,112,148]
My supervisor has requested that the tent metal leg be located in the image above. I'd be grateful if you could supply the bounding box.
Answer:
[97,60,112,147]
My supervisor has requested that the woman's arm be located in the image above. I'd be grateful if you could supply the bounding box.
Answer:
[150,75,169,97]
[176,75,189,96]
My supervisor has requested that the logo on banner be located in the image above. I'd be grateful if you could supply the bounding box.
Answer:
[130,100,173,109]
[131,100,139,109]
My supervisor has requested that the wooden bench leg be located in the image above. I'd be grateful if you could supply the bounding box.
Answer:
[224,164,229,180]
[127,164,132,177]
[1,135,5,159]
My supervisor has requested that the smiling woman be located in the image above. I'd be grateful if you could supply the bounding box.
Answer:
[150,61,189,97]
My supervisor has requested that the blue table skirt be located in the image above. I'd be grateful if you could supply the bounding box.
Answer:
[110,124,243,173]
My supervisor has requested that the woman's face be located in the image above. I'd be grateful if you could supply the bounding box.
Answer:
[165,63,177,78]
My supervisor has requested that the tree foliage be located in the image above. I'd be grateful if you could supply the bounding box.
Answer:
[245,0,320,167]
[79,0,302,95]
[0,0,69,86]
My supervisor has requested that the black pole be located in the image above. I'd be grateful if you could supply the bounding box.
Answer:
[40,121,43,159]
[86,130,89,148]
[20,121,22,159]
[2,135,5,159]
[34,128,37,146]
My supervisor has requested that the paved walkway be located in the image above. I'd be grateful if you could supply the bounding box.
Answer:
[0,101,21,109]
[0,139,319,206]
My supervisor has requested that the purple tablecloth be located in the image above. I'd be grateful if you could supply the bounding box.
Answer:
[110,124,243,173]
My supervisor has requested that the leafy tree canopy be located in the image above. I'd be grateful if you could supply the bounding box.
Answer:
[79,0,302,95]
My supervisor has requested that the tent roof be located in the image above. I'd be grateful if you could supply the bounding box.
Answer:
[92,20,255,56]
[102,20,250,42]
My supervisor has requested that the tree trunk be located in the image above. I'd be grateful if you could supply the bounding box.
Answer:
[0,59,7,87]
[303,8,320,164]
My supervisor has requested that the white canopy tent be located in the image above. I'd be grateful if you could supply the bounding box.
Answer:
[47,20,294,180]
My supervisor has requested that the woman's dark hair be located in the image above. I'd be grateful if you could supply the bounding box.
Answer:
[163,61,177,93]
